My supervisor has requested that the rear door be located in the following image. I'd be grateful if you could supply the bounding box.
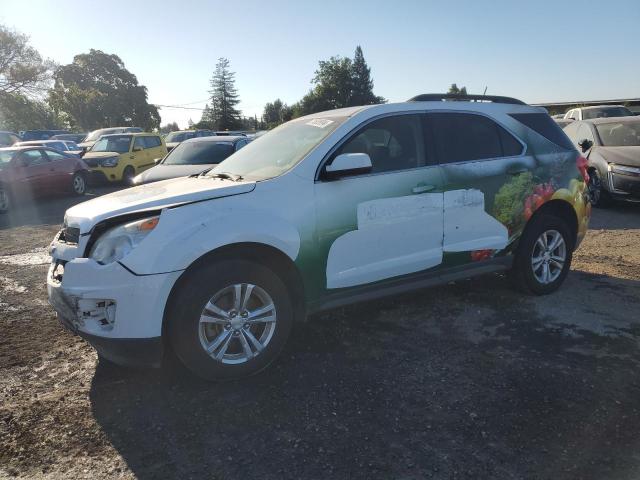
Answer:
[132,136,151,172]
[143,136,166,168]
[427,112,531,265]
[43,149,74,191]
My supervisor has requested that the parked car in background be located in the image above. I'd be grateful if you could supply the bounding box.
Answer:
[47,94,590,380]
[164,130,215,152]
[564,105,634,121]
[15,140,81,156]
[554,118,574,129]
[78,127,143,151]
[215,131,247,137]
[133,135,250,185]
[0,146,89,213]
[564,117,640,206]
[21,130,68,141]
[0,131,21,147]
[82,133,167,184]
[51,133,87,144]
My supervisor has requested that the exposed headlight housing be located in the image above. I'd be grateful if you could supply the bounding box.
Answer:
[100,156,119,167]
[89,216,159,265]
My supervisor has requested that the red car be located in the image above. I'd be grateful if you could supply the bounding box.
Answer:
[0,146,89,213]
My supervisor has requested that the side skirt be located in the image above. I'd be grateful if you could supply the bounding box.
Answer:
[308,256,513,315]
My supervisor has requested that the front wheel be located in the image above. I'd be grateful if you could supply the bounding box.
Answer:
[122,166,136,186]
[0,188,9,213]
[71,172,87,195]
[510,214,573,295]
[588,169,612,208]
[167,259,293,381]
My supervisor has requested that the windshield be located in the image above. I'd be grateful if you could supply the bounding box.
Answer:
[596,121,640,147]
[90,135,131,153]
[583,107,633,120]
[163,141,235,165]
[85,128,122,142]
[208,116,345,180]
[165,131,196,143]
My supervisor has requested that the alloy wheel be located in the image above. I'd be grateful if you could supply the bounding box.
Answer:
[531,229,566,284]
[73,174,86,194]
[588,170,601,205]
[198,283,277,364]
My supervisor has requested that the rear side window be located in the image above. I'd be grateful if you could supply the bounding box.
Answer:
[510,113,574,150]
[429,113,523,164]
[144,136,162,148]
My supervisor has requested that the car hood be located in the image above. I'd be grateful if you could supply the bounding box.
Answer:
[596,146,640,167]
[65,176,256,233]
[135,164,217,184]
[83,151,121,159]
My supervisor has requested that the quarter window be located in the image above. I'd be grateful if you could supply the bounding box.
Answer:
[430,113,521,164]
[333,115,425,174]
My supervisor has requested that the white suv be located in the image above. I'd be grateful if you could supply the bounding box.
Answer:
[48,94,590,380]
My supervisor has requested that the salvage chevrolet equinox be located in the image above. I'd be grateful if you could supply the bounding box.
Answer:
[47,94,591,380]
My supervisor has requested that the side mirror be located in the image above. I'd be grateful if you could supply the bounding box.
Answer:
[578,139,593,153]
[153,157,163,165]
[323,153,372,180]
[133,146,143,152]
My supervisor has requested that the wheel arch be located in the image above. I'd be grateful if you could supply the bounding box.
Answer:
[162,242,307,337]
[526,199,578,250]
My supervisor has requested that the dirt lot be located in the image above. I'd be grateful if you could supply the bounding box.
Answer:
[0,190,639,480]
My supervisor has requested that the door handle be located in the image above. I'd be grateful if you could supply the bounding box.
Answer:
[412,184,435,194]
[507,167,528,176]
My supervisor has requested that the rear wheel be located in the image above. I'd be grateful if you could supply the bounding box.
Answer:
[71,172,86,195]
[167,259,293,381]
[122,166,135,186]
[510,214,573,295]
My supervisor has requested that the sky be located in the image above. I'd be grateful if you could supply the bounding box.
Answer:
[2,0,638,129]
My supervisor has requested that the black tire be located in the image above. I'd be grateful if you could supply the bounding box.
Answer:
[167,259,293,381]
[510,214,573,295]
[0,188,9,213]
[122,166,136,186]
[588,168,612,208]
[71,172,87,195]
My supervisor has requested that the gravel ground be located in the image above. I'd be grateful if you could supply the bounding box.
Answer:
[1,191,639,480]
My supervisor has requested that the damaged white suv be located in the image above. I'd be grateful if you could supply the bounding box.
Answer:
[48,94,590,380]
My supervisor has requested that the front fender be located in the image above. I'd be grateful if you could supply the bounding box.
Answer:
[121,198,301,275]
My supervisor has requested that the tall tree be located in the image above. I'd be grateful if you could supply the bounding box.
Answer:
[48,49,160,130]
[447,83,468,95]
[350,46,384,106]
[0,24,53,97]
[159,121,179,134]
[0,93,61,131]
[208,58,242,130]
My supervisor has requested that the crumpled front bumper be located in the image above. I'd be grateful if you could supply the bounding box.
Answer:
[47,255,182,368]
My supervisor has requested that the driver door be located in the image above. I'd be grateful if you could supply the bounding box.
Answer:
[314,114,444,290]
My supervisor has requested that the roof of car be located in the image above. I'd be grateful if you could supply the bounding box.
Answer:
[578,105,627,111]
[17,140,64,145]
[181,135,245,144]
[580,116,640,125]
[99,132,158,138]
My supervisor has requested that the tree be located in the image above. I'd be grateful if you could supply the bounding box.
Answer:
[0,24,53,97]
[350,46,385,106]
[48,49,160,130]
[289,47,385,118]
[0,93,61,131]
[208,58,242,130]
[159,121,179,134]
[448,83,468,95]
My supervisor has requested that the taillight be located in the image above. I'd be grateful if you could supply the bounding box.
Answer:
[576,156,589,182]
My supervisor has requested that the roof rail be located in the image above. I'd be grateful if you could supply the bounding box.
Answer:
[408,93,526,105]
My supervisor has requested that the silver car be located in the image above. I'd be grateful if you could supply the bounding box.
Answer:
[132,135,250,185]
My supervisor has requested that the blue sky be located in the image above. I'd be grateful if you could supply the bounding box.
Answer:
[2,0,638,128]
